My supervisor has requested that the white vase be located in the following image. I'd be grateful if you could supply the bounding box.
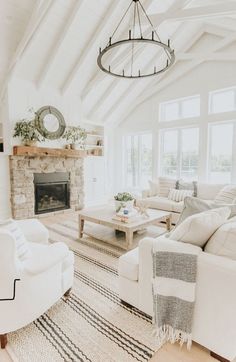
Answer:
[115,200,134,213]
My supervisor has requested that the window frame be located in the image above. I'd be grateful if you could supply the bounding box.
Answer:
[208,86,236,114]
[123,132,153,189]
[159,125,200,180]
[207,120,236,183]
[159,94,201,122]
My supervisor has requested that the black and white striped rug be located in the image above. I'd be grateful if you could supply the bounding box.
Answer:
[9,219,161,362]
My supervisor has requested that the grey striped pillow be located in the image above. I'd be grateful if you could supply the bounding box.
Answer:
[0,219,30,260]
[214,185,236,204]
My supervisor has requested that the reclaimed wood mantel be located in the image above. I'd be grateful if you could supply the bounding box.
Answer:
[12,146,87,158]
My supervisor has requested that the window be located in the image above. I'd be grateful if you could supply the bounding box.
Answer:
[209,87,236,114]
[208,123,234,183]
[160,127,199,180]
[181,128,199,179]
[161,130,178,178]
[125,133,152,188]
[160,95,200,122]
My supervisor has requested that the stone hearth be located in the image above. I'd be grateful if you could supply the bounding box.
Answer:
[10,155,84,219]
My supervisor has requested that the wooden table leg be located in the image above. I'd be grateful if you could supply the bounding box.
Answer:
[126,229,133,250]
[166,215,172,231]
[0,334,7,349]
[79,215,84,239]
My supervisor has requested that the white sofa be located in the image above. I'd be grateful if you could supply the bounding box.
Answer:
[0,219,74,348]
[141,181,226,224]
[118,236,236,361]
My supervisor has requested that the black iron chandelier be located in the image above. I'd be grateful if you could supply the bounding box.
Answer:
[97,0,175,79]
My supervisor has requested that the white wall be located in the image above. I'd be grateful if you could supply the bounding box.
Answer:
[0,76,86,219]
[7,77,84,148]
[113,61,236,191]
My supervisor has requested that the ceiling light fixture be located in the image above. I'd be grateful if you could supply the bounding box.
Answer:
[97,0,175,79]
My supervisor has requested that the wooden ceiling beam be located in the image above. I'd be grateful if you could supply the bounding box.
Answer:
[61,0,129,95]
[149,2,236,23]
[0,0,54,101]
[37,0,85,89]
[178,52,236,61]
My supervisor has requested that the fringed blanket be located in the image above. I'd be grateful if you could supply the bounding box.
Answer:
[152,237,202,349]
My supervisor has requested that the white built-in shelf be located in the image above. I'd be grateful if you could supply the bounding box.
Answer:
[86,145,103,149]
[87,133,104,138]
[84,126,104,156]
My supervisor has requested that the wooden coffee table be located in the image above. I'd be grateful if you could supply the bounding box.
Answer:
[78,206,171,250]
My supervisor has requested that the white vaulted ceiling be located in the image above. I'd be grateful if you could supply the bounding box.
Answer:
[1,0,236,125]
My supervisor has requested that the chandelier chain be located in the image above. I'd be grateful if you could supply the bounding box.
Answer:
[131,1,137,75]
[108,0,133,46]
[137,2,143,38]
[138,0,172,61]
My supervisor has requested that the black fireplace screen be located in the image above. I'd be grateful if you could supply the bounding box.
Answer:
[34,173,70,214]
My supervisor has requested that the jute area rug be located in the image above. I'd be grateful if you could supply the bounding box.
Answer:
[8,218,164,362]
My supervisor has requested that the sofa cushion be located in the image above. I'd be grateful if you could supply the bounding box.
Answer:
[148,180,159,196]
[141,196,184,214]
[214,185,236,204]
[205,221,236,260]
[169,207,231,247]
[0,219,31,260]
[158,177,176,197]
[118,248,139,281]
[172,200,185,213]
[168,188,193,202]
[16,219,49,244]
[197,183,225,200]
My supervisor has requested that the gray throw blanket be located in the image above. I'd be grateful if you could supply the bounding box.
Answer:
[152,237,201,349]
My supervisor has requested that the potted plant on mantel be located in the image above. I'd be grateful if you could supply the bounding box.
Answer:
[114,192,134,213]
[13,120,44,147]
[62,126,87,150]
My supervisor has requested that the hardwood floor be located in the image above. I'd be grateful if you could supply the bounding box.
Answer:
[0,348,15,362]
[2,212,233,362]
[0,342,222,362]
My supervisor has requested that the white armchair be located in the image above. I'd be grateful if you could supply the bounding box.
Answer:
[0,219,74,349]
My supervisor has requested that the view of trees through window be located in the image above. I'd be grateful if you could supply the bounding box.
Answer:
[161,128,199,180]
[209,123,234,183]
[209,87,236,114]
[125,134,152,188]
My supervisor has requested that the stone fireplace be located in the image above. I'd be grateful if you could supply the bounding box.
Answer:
[9,153,84,219]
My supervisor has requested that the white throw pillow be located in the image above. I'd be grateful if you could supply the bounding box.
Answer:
[205,221,236,260]
[168,188,193,202]
[148,180,159,197]
[169,207,231,247]
[214,185,236,204]
[0,219,31,260]
[158,177,176,197]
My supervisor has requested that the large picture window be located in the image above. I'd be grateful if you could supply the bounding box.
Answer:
[208,122,234,183]
[209,87,236,114]
[160,95,200,122]
[160,127,199,180]
[125,133,152,188]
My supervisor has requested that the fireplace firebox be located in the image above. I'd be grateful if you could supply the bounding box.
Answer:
[34,172,70,215]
